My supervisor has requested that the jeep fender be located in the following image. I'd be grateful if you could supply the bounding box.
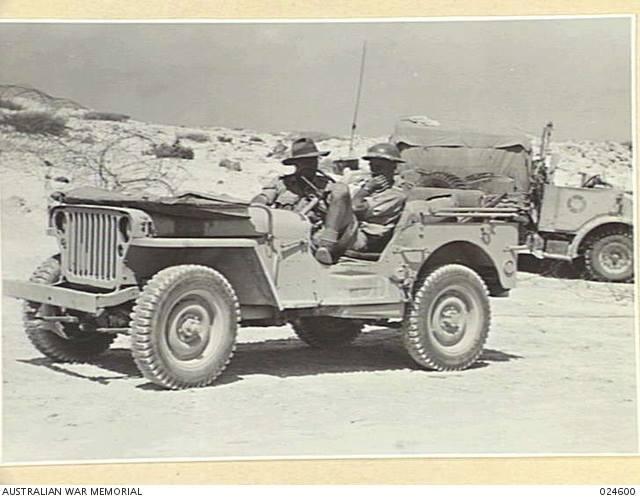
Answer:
[412,239,517,296]
[567,216,633,258]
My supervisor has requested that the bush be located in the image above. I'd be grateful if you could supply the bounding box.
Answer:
[3,111,67,136]
[84,111,130,122]
[219,158,242,171]
[151,141,194,160]
[0,98,23,111]
[177,131,210,143]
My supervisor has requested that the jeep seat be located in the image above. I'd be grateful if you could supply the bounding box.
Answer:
[339,190,483,262]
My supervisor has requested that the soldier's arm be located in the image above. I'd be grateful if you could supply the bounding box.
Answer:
[351,187,372,218]
[369,192,406,217]
[251,178,281,205]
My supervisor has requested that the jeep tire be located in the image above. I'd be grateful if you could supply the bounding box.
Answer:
[584,228,634,283]
[23,256,115,362]
[403,264,490,371]
[130,265,239,389]
[291,317,362,349]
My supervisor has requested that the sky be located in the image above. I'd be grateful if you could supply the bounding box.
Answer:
[0,17,633,141]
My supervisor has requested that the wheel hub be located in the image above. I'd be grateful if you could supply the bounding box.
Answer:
[431,295,468,347]
[177,316,204,343]
[439,304,463,334]
[599,242,631,273]
[167,303,212,361]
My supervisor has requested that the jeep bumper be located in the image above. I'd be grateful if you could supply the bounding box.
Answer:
[3,280,139,314]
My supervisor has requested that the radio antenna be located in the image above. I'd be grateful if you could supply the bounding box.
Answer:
[348,41,367,157]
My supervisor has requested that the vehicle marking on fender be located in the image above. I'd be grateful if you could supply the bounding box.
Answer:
[567,194,587,213]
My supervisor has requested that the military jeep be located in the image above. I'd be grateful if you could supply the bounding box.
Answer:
[4,186,521,389]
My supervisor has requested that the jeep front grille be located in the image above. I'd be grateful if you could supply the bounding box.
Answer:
[60,208,124,288]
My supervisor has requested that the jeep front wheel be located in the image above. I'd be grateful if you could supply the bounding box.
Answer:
[23,256,115,362]
[130,265,239,389]
[583,229,634,283]
[403,264,490,371]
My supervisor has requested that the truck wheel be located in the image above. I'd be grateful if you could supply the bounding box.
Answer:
[22,256,115,362]
[584,229,634,282]
[291,317,362,349]
[130,265,239,389]
[416,171,468,189]
[403,264,490,371]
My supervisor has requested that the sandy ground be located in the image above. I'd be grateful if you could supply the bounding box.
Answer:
[0,97,637,463]
[2,259,637,462]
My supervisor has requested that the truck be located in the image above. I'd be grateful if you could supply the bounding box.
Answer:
[392,118,634,283]
[3,184,521,389]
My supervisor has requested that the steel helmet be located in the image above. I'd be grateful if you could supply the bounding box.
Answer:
[362,143,406,164]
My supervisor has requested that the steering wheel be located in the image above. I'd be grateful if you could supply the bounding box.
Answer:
[582,174,613,189]
[316,170,336,183]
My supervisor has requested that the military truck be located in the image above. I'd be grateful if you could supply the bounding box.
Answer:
[392,118,634,283]
[3,185,521,389]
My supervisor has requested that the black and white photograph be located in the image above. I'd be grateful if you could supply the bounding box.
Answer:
[0,16,636,464]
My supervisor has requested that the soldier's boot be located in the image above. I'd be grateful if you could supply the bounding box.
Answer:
[314,228,340,265]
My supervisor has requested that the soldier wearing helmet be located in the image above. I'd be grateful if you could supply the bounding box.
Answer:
[314,143,407,264]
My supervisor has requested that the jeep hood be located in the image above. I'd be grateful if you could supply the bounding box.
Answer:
[51,187,251,219]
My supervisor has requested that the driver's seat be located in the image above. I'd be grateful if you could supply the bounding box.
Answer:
[338,189,485,263]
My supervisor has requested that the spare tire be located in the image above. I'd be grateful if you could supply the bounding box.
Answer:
[415,171,468,189]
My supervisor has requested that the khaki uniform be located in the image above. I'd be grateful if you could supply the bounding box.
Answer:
[258,173,331,220]
[351,186,407,252]
[257,172,407,256]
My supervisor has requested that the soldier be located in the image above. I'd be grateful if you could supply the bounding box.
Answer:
[251,137,355,262]
[253,139,407,265]
[252,137,333,215]
[314,143,407,264]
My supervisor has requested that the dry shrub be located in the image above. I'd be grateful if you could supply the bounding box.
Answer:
[3,111,67,136]
[0,98,23,111]
[152,141,194,160]
[177,131,210,143]
[84,111,130,122]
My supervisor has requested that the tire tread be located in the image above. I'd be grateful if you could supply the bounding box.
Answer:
[129,265,240,390]
[402,264,490,371]
[583,228,634,283]
[23,256,115,362]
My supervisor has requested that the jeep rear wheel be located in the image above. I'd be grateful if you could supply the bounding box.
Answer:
[403,264,490,371]
[291,317,362,349]
[584,229,634,283]
[23,256,115,362]
[130,265,239,389]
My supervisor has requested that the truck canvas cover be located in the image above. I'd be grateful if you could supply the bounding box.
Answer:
[391,117,533,192]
